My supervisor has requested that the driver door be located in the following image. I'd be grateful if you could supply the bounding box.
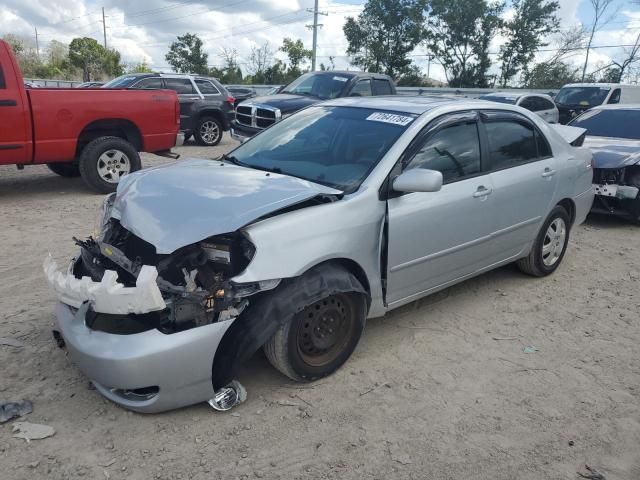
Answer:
[386,112,497,307]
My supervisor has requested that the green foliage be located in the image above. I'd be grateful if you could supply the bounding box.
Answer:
[280,38,312,71]
[165,33,208,74]
[68,37,123,81]
[127,61,153,74]
[426,0,504,88]
[498,0,560,87]
[523,61,579,89]
[343,0,426,79]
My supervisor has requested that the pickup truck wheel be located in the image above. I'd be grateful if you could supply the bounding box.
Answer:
[517,205,570,277]
[194,117,222,146]
[47,162,80,177]
[264,289,367,382]
[78,136,141,193]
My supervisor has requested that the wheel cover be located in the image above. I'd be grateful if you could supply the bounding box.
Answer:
[295,294,355,367]
[97,149,131,183]
[542,217,566,267]
[200,121,220,144]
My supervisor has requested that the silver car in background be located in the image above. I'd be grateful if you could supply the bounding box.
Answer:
[479,92,560,123]
[45,96,593,413]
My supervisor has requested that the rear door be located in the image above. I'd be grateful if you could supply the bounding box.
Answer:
[481,111,559,259]
[386,111,498,306]
[0,49,31,164]
[164,77,199,131]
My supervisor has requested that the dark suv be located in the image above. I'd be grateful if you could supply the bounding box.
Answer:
[103,73,235,146]
[231,71,396,139]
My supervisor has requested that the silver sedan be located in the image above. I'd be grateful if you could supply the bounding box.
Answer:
[46,96,594,413]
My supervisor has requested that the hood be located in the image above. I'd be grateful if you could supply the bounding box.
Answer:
[111,159,342,254]
[583,136,640,169]
[240,93,319,113]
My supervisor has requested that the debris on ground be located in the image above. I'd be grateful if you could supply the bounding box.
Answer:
[0,337,24,348]
[207,380,246,411]
[523,346,538,354]
[11,421,56,441]
[578,465,606,480]
[0,400,33,423]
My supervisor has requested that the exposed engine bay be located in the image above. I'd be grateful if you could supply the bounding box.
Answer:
[71,217,264,335]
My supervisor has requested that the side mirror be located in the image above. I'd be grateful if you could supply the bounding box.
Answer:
[393,168,443,193]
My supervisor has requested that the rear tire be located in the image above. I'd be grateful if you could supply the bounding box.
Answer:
[517,205,570,277]
[264,281,367,382]
[194,116,222,146]
[78,136,140,194]
[47,162,80,177]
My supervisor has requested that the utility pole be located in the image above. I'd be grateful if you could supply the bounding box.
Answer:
[307,0,328,71]
[34,26,39,58]
[102,7,108,49]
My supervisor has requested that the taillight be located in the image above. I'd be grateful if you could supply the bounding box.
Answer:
[226,96,235,105]
[175,99,180,125]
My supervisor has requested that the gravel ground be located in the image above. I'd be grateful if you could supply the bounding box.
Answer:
[0,134,639,480]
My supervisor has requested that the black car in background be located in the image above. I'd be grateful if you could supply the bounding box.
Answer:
[103,73,235,146]
[231,71,396,139]
[225,86,256,108]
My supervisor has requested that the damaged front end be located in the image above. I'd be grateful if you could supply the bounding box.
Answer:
[591,167,640,220]
[45,195,280,413]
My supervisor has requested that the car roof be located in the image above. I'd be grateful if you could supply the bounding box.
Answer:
[310,70,392,80]
[323,95,466,114]
[481,92,552,99]
[590,103,640,111]
[561,83,621,88]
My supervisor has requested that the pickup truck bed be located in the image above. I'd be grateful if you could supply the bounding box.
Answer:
[0,40,179,193]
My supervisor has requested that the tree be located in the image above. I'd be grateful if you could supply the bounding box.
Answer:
[343,0,425,79]
[523,27,584,88]
[582,0,616,81]
[47,40,68,66]
[68,37,120,81]
[426,0,504,88]
[607,32,640,83]
[498,0,560,87]
[128,60,153,74]
[165,33,208,74]
[280,38,312,72]
[247,42,273,77]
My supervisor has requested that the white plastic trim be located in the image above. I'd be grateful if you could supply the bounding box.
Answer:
[43,255,166,315]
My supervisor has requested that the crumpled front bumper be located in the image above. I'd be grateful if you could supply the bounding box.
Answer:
[55,302,234,413]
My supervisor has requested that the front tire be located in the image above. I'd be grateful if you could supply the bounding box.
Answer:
[194,117,222,146]
[517,205,570,277]
[78,136,141,193]
[264,290,367,382]
[47,162,80,177]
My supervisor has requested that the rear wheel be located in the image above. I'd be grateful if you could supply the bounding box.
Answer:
[194,116,222,146]
[517,205,570,277]
[47,162,80,177]
[78,136,141,193]
[264,289,366,382]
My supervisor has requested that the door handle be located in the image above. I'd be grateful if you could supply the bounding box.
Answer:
[473,186,493,198]
[541,168,556,178]
[0,99,17,107]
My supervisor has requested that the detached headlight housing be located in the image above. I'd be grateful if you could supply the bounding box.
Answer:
[232,279,281,298]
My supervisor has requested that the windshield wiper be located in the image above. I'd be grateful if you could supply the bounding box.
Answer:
[220,153,245,166]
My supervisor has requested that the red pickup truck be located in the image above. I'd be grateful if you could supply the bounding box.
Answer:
[0,40,179,193]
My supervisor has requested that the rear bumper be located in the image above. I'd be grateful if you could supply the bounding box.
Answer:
[55,302,234,413]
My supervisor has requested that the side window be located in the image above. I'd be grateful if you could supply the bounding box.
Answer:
[485,120,538,170]
[195,79,220,95]
[538,97,555,111]
[164,78,195,94]
[0,65,5,89]
[350,79,372,97]
[132,77,163,89]
[405,122,481,183]
[519,97,536,111]
[373,79,393,95]
[536,130,552,158]
[608,88,621,104]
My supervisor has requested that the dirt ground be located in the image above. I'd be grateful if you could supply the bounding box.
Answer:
[0,134,638,480]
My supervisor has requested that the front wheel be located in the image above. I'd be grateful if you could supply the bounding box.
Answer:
[517,205,570,277]
[264,291,367,382]
[194,117,222,146]
[78,136,141,193]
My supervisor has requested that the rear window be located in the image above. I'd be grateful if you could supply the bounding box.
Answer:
[195,79,220,95]
[164,78,196,94]
[570,109,640,140]
[373,79,393,95]
[103,75,140,88]
[555,86,610,107]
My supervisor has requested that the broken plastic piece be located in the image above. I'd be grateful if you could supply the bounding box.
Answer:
[12,422,55,441]
[207,380,247,412]
[43,255,166,315]
[0,400,33,423]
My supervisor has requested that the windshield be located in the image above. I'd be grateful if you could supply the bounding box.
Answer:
[570,109,640,140]
[555,86,610,107]
[479,95,517,105]
[229,106,415,192]
[103,75,139,88]
[282,73,353,100]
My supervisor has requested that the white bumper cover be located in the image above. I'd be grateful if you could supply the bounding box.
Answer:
[43,255,166,315]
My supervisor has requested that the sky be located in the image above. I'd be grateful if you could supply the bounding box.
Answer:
[1,0,640,83]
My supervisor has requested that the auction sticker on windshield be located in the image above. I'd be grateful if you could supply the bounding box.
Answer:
[366,112,414,126]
